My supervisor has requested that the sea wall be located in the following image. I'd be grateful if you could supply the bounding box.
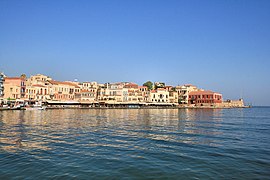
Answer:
[216,99,245,108]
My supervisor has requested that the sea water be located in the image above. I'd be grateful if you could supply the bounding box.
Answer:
[0,108,269,179]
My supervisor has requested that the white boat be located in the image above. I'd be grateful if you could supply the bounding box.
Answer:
[24,104,46,110]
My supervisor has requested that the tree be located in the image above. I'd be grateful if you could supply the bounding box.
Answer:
[143,81,153,90]
[154,82,165,89]
[20,74,27,79]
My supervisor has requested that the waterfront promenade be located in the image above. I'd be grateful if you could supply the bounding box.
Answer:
[0,74,246,110]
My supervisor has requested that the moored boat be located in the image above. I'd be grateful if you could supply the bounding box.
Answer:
[24,105,46,110]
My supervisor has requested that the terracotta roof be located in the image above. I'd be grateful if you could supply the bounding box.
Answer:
[4,77,21,80]
[48,80,80,88]
[124,83,138,88]
[48,80,58,85]
[189,90,221,95]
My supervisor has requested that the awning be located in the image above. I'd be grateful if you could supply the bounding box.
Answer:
[46,100,80,105]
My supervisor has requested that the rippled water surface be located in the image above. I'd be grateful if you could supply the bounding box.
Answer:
[0,108,270,179]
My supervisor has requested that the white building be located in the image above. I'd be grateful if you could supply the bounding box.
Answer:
[149,88,170,103]
[0,72,5,97]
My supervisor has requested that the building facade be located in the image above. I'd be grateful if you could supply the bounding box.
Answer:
[175,84,200,104]
[75,90,96,102]
[169,91,178,104]
[3,77,26,100]
[123,83,142,103]
[26,74,52,86]
[188,90,223,106]
[0,72,5,97]
[149,88,170,103]
[48,80,80,101]
[1,73,229,107]
[139,86,149,102]
[97,82,126,103]
[25,74,52,100]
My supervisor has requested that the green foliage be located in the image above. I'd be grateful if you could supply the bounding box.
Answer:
[143,81,153,90]
[20,74,27,79]
[154,82,165,89]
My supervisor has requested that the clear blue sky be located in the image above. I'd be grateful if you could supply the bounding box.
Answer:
[1,0,270,105]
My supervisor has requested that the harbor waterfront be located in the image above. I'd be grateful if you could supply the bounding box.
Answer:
[1,1,269,179]
[0,107,269,179]
[0,73,246,109]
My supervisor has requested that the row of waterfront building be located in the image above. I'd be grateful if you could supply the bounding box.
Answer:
[0,73,244,108]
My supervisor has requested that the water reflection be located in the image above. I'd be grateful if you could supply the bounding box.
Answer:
[1,108,269,179]
[0,111,52,152]
[178,108,224,121]
[0,109,228,154]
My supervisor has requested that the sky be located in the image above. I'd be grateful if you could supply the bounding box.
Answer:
[0,0,270,105]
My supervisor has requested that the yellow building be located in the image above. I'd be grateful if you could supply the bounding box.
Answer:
[24,74,53,101]
[25,84,50,101]
[78,82,98,101]
[97,82,126,103]
[169,91,178,104]
[123,83,142,103]
[139,86,149,102]
[48,80,80,101]
[26,74,52,86]
[75,90,96,102]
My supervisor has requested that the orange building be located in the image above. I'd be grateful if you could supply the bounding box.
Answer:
[3,77,26,99]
